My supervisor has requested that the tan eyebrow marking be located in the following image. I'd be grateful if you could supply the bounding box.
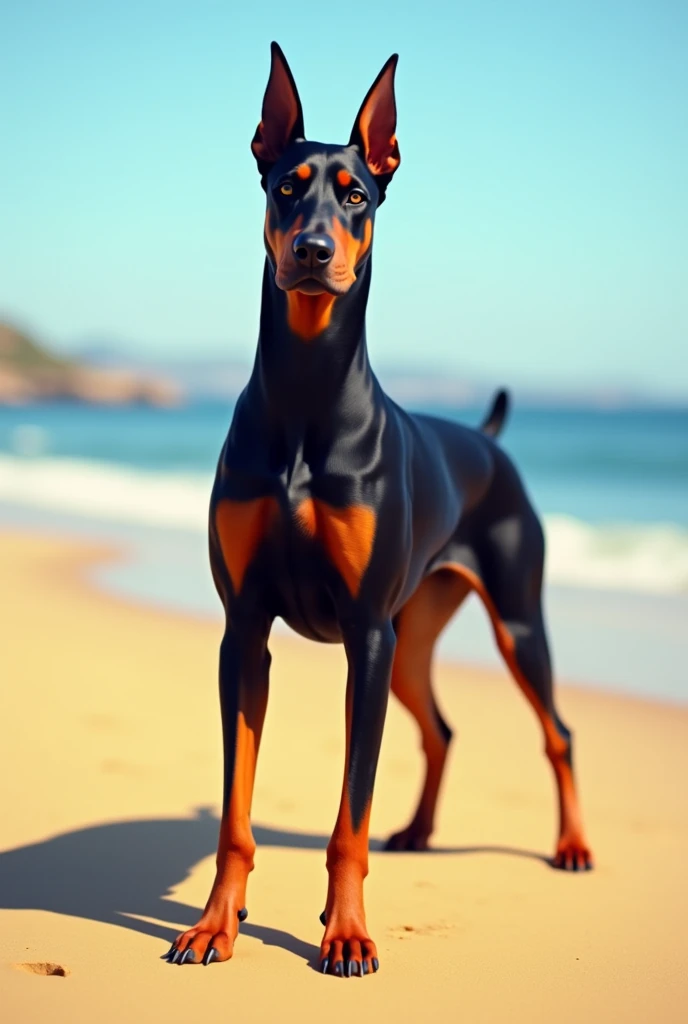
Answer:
[296,163,312,179]
[336,169,352,187]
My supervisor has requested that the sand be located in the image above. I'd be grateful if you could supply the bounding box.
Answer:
[1,530,687,1023]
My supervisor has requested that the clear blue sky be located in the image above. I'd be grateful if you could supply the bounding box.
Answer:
[1,0,686,397]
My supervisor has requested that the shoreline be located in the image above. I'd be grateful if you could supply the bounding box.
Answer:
[1,522,686,710]
[3,511,688,706]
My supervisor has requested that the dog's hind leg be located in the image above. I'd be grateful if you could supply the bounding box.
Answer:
[444,507,593,871]
[385,569,471,852]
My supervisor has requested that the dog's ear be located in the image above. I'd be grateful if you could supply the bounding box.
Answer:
[251,42,305,182]
[349,54,400,202]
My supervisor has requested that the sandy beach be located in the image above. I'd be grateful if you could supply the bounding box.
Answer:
[1,530,687,1023]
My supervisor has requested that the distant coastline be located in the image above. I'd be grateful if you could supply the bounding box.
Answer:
[0,320,182,407]
[3,318,687,410]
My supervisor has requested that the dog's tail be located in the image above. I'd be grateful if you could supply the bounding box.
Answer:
[479,388,510,438]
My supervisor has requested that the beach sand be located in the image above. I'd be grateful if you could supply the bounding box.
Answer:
[1,531,686,1023]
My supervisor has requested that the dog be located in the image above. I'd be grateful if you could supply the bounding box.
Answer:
[162,43,593,977]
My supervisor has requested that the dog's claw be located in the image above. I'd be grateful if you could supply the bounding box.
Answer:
[178,949,195,965]
[320,958,329,974]
[203,946,219,966]
[362,960,369,975]
[160,944,176,960]
[553,843,594,872]
[170,948,182,964]
[319,910,327,926]
[334,960,344,977]
[372,957,379,972]
[238,907,248,922]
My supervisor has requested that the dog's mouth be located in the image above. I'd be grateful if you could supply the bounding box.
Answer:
[276,270,351,297]
[291,278,331,295]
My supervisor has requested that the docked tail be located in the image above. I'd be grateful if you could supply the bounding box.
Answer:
[479,388,510,438]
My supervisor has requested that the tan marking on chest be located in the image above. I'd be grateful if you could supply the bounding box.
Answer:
[216,497,277,595]
[295,498,376,597]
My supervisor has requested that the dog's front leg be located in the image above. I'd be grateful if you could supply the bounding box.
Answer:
[164,617,271,966]
[320,617,395,977]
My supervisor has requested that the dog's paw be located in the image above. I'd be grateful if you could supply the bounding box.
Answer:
[552,838,593,872]
[161,907,248,966]
[384,826,431,852]
[319,931,379,978]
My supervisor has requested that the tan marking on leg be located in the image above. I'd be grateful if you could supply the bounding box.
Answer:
[321,670,377,973]
[172,651,270,963]
[436,562,589,857]
[387,570,469,849]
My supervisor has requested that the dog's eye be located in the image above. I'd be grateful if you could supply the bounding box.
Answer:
[279,182,293,197]
[347,190,366,206]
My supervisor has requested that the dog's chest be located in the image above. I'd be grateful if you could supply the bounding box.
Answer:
[285,494,376,599]
[214,471,377,604]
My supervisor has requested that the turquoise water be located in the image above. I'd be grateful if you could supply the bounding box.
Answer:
[1,402,687,525]
[1,401,687,592]
[1,401,687,702]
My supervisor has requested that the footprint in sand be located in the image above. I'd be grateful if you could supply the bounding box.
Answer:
[13,962,70,977]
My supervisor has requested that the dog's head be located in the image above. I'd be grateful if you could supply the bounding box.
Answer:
[252,43,400,306]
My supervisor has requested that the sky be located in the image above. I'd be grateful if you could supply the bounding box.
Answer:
[1,0,687,398]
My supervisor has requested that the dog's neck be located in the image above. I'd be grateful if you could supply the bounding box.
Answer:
[248,258,377,440]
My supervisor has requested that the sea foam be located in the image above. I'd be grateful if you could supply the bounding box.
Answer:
[1,455,686,595]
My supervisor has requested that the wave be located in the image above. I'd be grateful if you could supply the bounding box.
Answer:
[0,455,687,595]
[543,515,688,594]
[0,454,212,531]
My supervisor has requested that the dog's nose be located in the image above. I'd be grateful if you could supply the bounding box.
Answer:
[292,232,335,267]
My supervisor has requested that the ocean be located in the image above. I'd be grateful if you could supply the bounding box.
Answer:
[1,400,686,702]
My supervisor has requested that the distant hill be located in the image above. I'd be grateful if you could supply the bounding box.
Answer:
[75,345,252,402]
[0,321,182,406]
[71,339,487,405]
[26,329,686,411]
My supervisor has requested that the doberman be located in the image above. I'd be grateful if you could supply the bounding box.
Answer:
[162,43,593,977]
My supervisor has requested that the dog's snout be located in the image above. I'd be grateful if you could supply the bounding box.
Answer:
[292,232,335,267]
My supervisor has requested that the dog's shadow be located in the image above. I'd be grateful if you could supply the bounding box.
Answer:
[0,808,548,969]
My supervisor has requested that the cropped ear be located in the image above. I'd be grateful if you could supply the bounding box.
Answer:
[251,42,305,181]
[349,54,400,200]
